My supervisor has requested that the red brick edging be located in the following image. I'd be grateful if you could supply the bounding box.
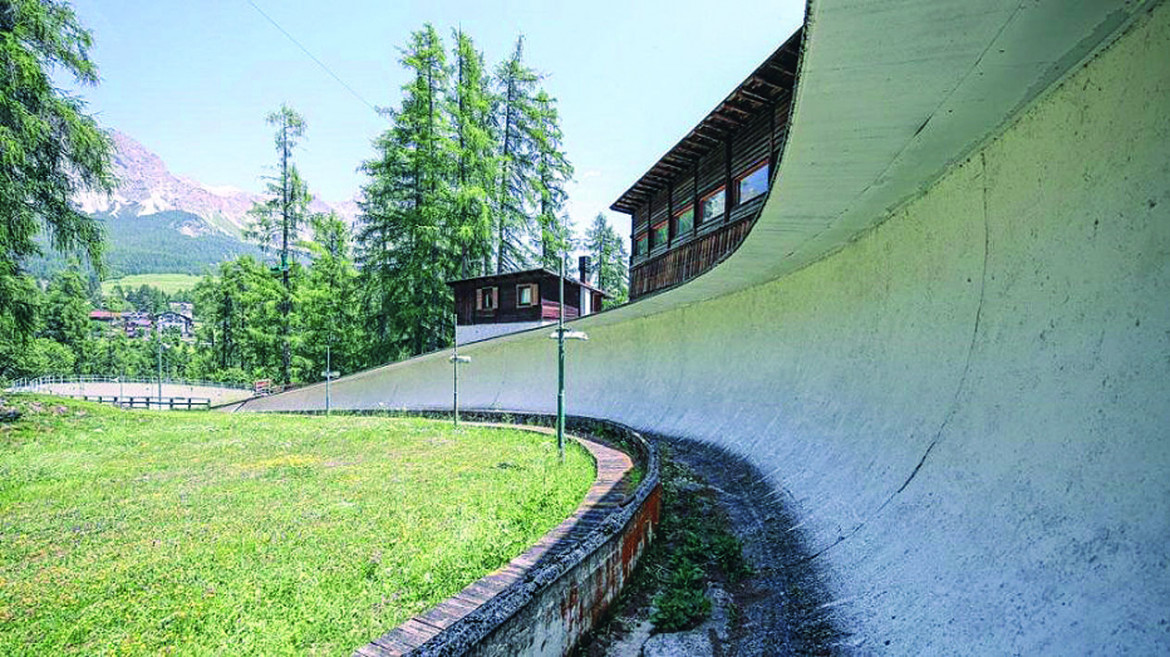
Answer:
[355,424,659,656]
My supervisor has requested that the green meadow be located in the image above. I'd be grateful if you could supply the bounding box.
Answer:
[100,273,203,295]
[0,396,594,655]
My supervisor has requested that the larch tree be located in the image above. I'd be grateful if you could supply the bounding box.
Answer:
[492,36,539,273]
[584,213,629,307]
[297,211,363,381]
[530,90,574,270]
[356,134,408,364]
[0,0,113,342]
[449,29,497,280]
[245,103,311,385]
[357,24,454,360]
[41,265,92,373]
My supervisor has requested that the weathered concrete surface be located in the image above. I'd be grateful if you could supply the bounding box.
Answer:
[242,1,1170,653]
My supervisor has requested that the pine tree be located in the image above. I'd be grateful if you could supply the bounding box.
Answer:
[246,104,311,384]
[0,1,114,339]
[492,36,540,273]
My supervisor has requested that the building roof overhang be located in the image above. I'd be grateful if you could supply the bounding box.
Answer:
[610,28,804,215]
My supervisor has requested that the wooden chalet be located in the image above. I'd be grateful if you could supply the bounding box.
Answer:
[448,262,607,345]
[611,28,802,300]
[157,311,194,338]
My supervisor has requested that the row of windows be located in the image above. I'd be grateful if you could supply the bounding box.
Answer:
[633,160,770,257]
[475,283,539,312]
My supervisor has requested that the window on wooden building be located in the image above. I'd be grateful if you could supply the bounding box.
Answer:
[516,283,537,307]
[652,220,669,249]
[737,161,769,204]
[673,205,694,238]
[634,231,648,257]
[476,286,498,311]
[700,187,726,225]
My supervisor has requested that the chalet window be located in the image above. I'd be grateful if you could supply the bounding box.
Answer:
[673,205,694,238]
[737,161,769,204]
[699,187,726,224]
[476,286,498,311]
[516,283,537,307]
[634,231,648,257]
[651,220,669,249]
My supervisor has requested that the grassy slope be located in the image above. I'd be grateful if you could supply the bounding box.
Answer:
[0,396,594,655]
[100,273,204,295]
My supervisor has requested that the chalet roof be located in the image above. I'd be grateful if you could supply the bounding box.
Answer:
[158,311,193,324]
[447,267,610,297]
[610,27,803,215]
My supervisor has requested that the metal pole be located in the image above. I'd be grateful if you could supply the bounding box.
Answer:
[449,312,470,427]
[156,329,162,406]
[325,344,332,416]
[557,255,566,462]
[452,313,460,428]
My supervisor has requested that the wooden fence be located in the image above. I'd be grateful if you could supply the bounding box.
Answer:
[66,395,212,411]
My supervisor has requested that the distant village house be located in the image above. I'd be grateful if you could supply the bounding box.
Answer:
[87,308,194,340]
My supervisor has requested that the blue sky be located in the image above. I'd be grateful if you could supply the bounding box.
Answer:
[65,0,804,239]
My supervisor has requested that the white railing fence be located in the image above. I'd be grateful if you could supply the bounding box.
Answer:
[8,375,253,392]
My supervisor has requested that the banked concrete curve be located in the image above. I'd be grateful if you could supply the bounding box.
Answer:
[241,1,1170,652]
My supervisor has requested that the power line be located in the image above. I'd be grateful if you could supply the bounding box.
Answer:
[243,0,381,117]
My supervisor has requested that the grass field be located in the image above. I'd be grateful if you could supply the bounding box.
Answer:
[0,396,594,655]
[100,273,203,295]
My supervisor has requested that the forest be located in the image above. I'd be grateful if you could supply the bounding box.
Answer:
[0,20,629,386]
[27,211,264,280]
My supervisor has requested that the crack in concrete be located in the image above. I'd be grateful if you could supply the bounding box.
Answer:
[803,151,992,564]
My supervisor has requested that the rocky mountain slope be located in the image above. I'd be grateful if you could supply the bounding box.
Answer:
[74,131,358,238]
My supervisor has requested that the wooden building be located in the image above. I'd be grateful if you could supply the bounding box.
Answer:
[157,311,194,339]
[611,29,802,300]
[448,262,607,345]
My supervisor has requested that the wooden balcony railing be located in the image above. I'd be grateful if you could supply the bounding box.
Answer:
[630,217,755,299]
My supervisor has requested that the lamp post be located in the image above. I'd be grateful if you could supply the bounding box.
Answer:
[549,254,588,461]
[449,313,470,427]
[156,326,163,405]
[322,345,340,416]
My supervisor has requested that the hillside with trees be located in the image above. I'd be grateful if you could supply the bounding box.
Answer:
[1,12,628,388]
[28,211,263,280]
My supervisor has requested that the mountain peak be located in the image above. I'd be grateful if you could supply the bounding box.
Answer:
[76,130,357,237]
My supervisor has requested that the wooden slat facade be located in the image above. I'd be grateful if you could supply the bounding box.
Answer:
[612,28,803,300]
[629,217,755,299]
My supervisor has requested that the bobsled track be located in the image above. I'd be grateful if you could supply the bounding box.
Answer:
[240,0,1170,653]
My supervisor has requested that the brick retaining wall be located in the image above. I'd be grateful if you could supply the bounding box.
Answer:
[353,414,660,657]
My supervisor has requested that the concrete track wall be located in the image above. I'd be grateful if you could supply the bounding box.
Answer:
[28,382,254,406]
[243,5,1170,653]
